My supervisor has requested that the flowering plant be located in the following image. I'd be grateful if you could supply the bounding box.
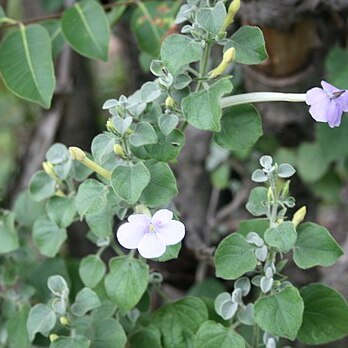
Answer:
[0,1,348,348]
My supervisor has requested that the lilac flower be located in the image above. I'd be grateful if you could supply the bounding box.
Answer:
[306,80,348,128]
[116,209,185,259]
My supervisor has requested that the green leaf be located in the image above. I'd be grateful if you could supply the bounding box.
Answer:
[46,143,73,180]
[79,255,106,288]
[6,305,30,348]
[46,196,76,228]
[161,34,203,75]
[90,318,127,348]
[195,321,245,348]
[0,24,55,108]
[195,1,226,35]
[297,142,329,183]
[104,256,149,311]
[41,20,65,58]
[140,81,161,103]
[152,297,208,348]
[226,26,268,65]
[27,303,56,341]
[143,129,185,162]
[130,122,158,147]
[293,222,343,269]
[91,133,118,167]
[264,221,297,253]
[0,211,19,254]
[182,79,233,131]
[326,47,348,89]
[158,114,179,136]
[13,190,46,228]
[214,233,257,280]
[33,216,67,257]
[86,207,114,239]
[154,243,181,262]
[50,336,90,348]
[298,284,348,345]
[75,179,109,217]
[131,1,177,56]
[245,187,268,217]
[236,218,269,238]
[255,285,304,340]
[71,288,101,317]
[29,171,56,202]
[210,164,230,189]
[61,0,110,61]
[129,328,161,348]
[214,104,262,151]
[111,162,150,204]
[141,161,177,206]
[316,117,348,161]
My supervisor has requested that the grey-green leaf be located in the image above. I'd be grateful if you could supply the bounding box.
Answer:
[71,287,101,317]
[264,221,297,253]
[254,285,304,340]
[29,171,56,202]
[79,255,106,288]
[214,233,257,280]
[0,24,55,108]
[298,284,348,345]
[293,222,343,269]
[152,297,208,348]
[104,256,149,311]
[214,104,262,150]
[246,187,268,217]
[33,217,67,257]
[195,321,245,348]
[111,162,150,204]
[195,1,226,35]
[182,79,233,131]
[130,122,158,147]
[141,161,178,207]
[27,304,56,341]
[161,34,203,75]
[46,196,76,228]
[61,0,110,61]
[226,26,268,65]
[75,179,109,217]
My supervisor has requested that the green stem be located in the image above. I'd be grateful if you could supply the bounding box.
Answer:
[221,92,307,109]
[252,324,260,348]
[195,42,212,92]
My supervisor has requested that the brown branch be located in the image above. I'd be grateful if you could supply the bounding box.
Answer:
[0,0,156,29]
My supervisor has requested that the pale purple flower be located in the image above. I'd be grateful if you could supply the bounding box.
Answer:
[306,80,348,128]
[116,209,185,259]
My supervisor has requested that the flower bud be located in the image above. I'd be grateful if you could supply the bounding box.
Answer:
[134,204,151,217]
[209,47,236,78]
[223,0,241,31]
[69,146,86,161]
[42,161,56,178]
[114,144,126,158]
[267,186,274,202]
[49,334,59,342]
[165,96,175,109]
[55,189,65,197]
[59,316,69,326]
[106,118,116,133]
[292,206,306,227]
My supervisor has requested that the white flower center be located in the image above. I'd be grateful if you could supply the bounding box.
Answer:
[149,223,155,232]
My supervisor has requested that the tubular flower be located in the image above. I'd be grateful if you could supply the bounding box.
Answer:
[306,80,348,128]
[116,209,185,259]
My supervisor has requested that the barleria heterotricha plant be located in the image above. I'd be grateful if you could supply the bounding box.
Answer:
[1,0,348,347]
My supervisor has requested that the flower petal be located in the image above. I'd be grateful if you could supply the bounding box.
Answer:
[328,100,343,128]
[117,222,147,249]
[338,91,348,112]
[128,214,151,226]
[321,80,337,94]
[308,98,330,122]
[137,232,166,258]
[306,87,327,105]
[152,209,173,226]
[156,220,185,246]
